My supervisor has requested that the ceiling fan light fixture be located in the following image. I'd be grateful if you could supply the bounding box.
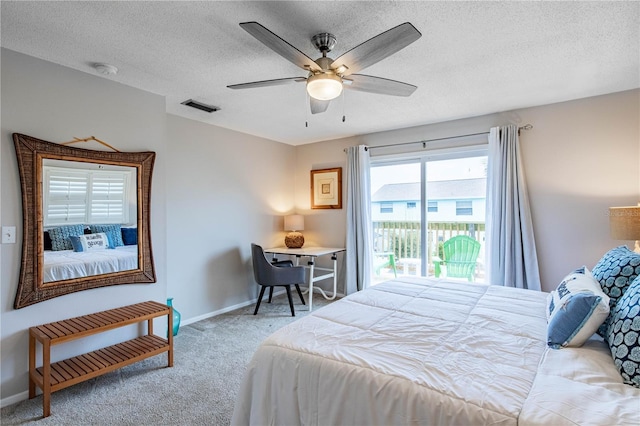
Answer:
[307,73,343,100]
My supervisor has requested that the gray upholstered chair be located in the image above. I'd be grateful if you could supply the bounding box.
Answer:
[251,243,306,316]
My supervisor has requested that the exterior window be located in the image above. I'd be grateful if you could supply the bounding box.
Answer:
[456,200,473,216]
[428,201,438,213]
[380,202,393,213]
[406,202,416,209]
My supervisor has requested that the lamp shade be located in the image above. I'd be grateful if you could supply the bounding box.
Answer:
[610,206,640,240]
[284,214,304,231]
[306,73,343,100]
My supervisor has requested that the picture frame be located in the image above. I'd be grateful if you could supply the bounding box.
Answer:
[311,167,342,209]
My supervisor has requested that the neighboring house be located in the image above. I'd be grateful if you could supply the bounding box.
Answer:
[371,178,486,223]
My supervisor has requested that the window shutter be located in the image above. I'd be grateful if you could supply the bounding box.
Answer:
[90,173,128,223]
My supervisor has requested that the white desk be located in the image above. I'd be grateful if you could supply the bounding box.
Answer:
[264,247,345,311]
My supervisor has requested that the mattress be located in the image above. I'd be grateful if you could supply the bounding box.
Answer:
[231,276,640,425]
[43,245,138,282]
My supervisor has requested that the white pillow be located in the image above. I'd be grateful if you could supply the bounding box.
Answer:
[69,232,111,252]
[546,266,610,348]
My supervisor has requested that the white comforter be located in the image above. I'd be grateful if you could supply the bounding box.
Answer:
[232,277,640,425]
[44,245,138,282]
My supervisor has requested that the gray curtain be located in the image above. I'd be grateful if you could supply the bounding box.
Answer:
[486,125,541,290]
[345,145,373,294]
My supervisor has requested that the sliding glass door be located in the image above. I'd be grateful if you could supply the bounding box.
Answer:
[371,151,487,284]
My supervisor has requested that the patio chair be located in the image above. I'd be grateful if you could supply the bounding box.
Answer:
[433,235,481,282]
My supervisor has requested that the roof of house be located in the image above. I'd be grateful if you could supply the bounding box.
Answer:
[372,178,486,202]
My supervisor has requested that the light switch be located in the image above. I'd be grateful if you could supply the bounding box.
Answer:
[2,226,16,244]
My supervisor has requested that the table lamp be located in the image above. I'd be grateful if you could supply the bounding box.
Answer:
[284,214,305,248]
[610,206,640,253]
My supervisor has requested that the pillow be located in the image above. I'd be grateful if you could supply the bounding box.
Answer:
[43,231,52,251]
[592,246,640,337]
[121,227,138,246]
[89,224,124,247]
[47,225,84,251]
[546,266,610,349]
[69,233,111,252]
[606,275,640,388]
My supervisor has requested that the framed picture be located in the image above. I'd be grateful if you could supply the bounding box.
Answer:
[311,167,342,209]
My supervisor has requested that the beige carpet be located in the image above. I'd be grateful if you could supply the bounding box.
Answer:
[1,294,334,425]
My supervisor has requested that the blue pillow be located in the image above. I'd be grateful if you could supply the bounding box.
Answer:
[592,246,640,337]
[606,275,640,388]
[121,227,138,246]
[89,224,124,247]
[546,267,610,348]
[47,225,84,251]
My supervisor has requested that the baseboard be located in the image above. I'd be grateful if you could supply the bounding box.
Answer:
[181,289,287,326]
[1,390,29,408]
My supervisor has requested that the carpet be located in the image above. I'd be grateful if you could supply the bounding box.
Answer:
[1,294,334,425]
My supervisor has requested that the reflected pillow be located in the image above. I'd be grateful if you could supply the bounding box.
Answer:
[121,227,137,246]
[48,225,84,251]
[69,233,111,252]
[606,275,640,388]
[89,224,124,247]
[547,266,610,348]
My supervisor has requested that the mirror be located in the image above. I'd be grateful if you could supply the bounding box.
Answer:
[13,133,156,309]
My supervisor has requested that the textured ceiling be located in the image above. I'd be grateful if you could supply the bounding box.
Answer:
[1,1,638,145]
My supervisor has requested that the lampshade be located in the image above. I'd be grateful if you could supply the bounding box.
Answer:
[609,206,640,240]
[306,73,343,100]
[284,214,304,231]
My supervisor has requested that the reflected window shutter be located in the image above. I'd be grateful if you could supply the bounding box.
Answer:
[44,168,88,226]
[89,172,129,223]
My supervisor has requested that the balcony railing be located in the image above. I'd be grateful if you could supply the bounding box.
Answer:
[372,221,485,278]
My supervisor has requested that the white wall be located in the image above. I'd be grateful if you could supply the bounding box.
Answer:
[0,49,168,401]
[165,114,296,321]
[0,49,298,404]
[295,89,640,293]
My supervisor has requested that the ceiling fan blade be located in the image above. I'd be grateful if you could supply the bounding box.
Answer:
[331,22,421,76]
[240,22,322,72]
[310,98,330,114]
[343,74,417,96]
[227,77,306,90]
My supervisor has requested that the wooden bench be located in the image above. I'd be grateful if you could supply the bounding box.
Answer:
[29,300,173,417]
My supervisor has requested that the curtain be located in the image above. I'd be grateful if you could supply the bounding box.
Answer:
[345,145,373,294]
[486,125,541,290]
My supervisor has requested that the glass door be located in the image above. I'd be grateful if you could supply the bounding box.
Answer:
[371,153,487,284]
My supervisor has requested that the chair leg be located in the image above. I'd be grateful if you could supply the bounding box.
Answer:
[285,285,295,316]
[295,284,306,305]
[268,286,274,303]
[254,286,267,315]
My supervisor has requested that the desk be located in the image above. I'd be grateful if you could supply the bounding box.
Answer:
[264,247,345,311]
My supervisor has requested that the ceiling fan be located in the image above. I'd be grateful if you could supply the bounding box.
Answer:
[227,21,422,114]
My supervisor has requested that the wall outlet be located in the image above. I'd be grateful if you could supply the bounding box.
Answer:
[2,226,16,244]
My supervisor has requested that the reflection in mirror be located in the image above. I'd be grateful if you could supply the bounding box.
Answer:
[42,159,139,283]
[13,133,156,309]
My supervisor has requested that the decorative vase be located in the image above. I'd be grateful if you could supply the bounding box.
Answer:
[167,297,181,337]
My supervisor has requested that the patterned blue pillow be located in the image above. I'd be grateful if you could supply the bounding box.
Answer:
[89,224,124,247]
[593,246,640,337]
[47,225,84,251]
[606,275,640,388]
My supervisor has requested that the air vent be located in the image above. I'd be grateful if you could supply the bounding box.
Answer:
[181,99,220,113]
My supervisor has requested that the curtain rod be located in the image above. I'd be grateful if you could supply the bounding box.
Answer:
[362,124,533,151]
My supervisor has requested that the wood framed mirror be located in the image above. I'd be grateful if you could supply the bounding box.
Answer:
[13,133,156,309]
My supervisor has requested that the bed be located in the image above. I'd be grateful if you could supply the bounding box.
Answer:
[231,276,640,425]
[43,245,138,282]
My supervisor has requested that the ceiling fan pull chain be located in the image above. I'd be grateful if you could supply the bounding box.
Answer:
[342,90,346,123]
[305,91,310,128]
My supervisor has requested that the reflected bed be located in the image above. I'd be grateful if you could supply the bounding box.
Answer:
[43,245,138,282]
